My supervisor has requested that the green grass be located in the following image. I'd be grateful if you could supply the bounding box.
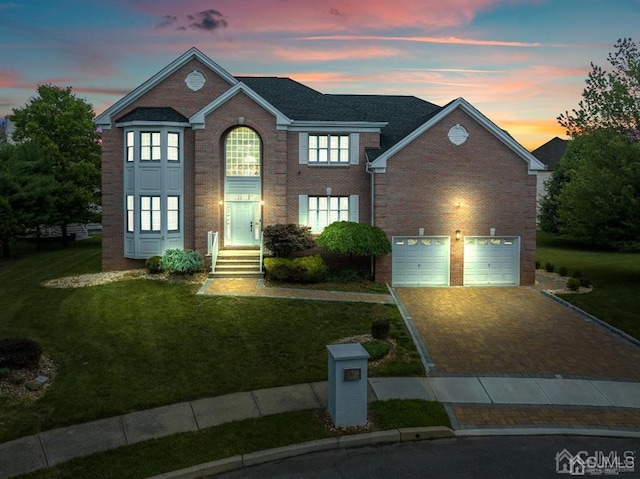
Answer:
[17,401,450,479]
[0,237,423,443]
[537,232,640,340]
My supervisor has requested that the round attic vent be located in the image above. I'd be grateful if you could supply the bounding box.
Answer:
[448,124,469,145]
[185,70,206,91]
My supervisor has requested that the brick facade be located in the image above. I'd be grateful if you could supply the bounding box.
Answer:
[98,48,540,286]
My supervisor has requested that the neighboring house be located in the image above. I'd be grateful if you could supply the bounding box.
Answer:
[1,116,16,144]
[96,47,544,287]
[531,136,569,219]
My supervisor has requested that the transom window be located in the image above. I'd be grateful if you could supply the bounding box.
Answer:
[309,196,349,232]
[225,127,261,176]
[141,132,161,161]
[309,135,349,164]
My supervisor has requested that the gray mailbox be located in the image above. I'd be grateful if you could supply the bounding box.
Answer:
[327,343,370,427]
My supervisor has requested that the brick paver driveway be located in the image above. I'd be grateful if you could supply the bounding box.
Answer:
[396,287,640,380]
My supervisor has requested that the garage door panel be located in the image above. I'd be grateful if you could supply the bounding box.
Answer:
[392,236,450,287]
[464,237,520,286]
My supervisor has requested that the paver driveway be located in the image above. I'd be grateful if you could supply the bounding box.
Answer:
[395,287,640,380]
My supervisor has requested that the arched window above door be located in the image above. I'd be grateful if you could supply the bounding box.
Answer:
[225,127,261,177]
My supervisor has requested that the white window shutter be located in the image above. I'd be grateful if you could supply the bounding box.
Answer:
[298,133,309,164]
[349,195,359,222]
[349,133,359,165]
[299,195,309,225]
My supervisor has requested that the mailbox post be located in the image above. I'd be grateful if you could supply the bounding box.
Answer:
[327,343,370,427]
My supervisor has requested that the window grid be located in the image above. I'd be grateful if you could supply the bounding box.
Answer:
[167,132,179,161]
[140,196,161,232]
[225,127,261,176]
[167,196,179,232]
[309,135,349,164]
[126,132,134,162]
[126,195,134,232]
[309,196,349,231]
[141,132,161,161]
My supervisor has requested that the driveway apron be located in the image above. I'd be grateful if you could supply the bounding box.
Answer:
[394,287,640,380]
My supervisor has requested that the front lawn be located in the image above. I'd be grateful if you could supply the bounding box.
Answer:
[0,237,423,443]
[537,232,640,340]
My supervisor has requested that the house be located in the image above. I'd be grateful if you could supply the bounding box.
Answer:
[96,47,544,286]
[531,136,569,219]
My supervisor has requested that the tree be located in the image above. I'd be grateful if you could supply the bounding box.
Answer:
[317,221,391,257]
[540,130,640,250]
[0,196,18,258]
[10,85,101,244]
[558,38,640,139]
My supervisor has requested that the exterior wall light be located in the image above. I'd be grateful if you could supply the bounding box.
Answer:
[218,199,223,206]
[455,230,461,240]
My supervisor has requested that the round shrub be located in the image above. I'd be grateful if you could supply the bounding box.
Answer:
[363,340,391,361]
[566,277,581,291]
[160,249,204,275]
[558,266,568,277]
[535,260,541,269]
[371,319,390,340]
[580,277,591,288]
[0,338,43,369]
[145,255,163,274]
[544,261,555,273]
[572,270,583,279]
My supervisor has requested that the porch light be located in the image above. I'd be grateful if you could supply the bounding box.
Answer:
[455,230,461,240]
[218,199,223,206]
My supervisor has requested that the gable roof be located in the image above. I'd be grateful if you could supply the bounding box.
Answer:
[531,136,569,170]
[95,47,237,129]
[368,97,546,174]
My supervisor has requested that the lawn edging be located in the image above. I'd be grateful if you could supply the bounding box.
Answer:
[145,427,455,479]
[540,291,640,350]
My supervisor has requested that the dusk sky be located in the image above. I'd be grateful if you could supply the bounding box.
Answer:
[1,0,639,150]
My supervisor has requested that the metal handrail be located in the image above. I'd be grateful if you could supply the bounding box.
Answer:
[259,230,264,274]
[207,231,219,274]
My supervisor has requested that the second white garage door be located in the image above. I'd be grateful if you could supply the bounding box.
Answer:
[392,236,450,286]
[463,237,520,286]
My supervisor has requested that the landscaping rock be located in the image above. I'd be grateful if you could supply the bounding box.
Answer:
[25,380,42,391]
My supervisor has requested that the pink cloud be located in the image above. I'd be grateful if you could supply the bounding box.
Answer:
[0,70,20,88]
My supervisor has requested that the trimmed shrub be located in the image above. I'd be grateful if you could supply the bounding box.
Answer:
[580,277,591,288]
[160,249,204,275]
[263,224,315,258]
[264,255,327,283]
[572,270,583,279]
[371,319,390,340]
[558,266,568,277]
[566,277,581,291]
[363,340,390,361]
[0,367,9,379]
[145,255,163,274]
[544,261,555,273]
[535,260,541,269]
[0,338,42,369]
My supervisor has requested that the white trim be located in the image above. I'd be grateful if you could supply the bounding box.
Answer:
[190,82,292,129]
[369,97,546,175]
[288,121,386,132]
[115,121,191,128]
[96,48,237,129]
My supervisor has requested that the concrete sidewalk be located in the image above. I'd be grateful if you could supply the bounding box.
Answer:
[2,376,640,478]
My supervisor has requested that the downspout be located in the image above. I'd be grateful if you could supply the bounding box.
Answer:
[366,159,376,280]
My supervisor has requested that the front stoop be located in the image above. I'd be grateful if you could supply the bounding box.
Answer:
[210,249,263,279]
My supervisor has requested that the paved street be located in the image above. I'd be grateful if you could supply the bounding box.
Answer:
[211,436,640,479]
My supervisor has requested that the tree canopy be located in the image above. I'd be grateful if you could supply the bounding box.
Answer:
[558,38,640,139]
[6,85,101,243]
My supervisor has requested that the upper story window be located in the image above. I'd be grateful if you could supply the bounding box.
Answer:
[225,127,261,176]
[309,135,349,164]
[126,132,135,162]
[167,132,179,161]
[141,132,161,161]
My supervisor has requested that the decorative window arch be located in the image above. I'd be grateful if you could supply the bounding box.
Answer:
[225,126,261,176]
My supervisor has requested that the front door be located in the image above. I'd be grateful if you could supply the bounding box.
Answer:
[226,201,260,246]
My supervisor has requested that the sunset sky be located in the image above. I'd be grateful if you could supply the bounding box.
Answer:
[1,0,639,150]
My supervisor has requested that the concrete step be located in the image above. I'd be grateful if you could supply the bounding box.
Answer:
[210,271,264,279]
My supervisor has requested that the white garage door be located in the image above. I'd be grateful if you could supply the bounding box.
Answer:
[392,236,450,287]
[463,237,520,286]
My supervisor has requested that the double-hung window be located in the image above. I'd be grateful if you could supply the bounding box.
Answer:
[140,196,161,232]
[141,132,161,161]
[309,135,349,164]
[167,132,179,161]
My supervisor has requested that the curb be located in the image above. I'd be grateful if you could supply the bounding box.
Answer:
[145,427,455,479]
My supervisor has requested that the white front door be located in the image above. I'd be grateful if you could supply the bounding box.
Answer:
[226,201,260,246]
